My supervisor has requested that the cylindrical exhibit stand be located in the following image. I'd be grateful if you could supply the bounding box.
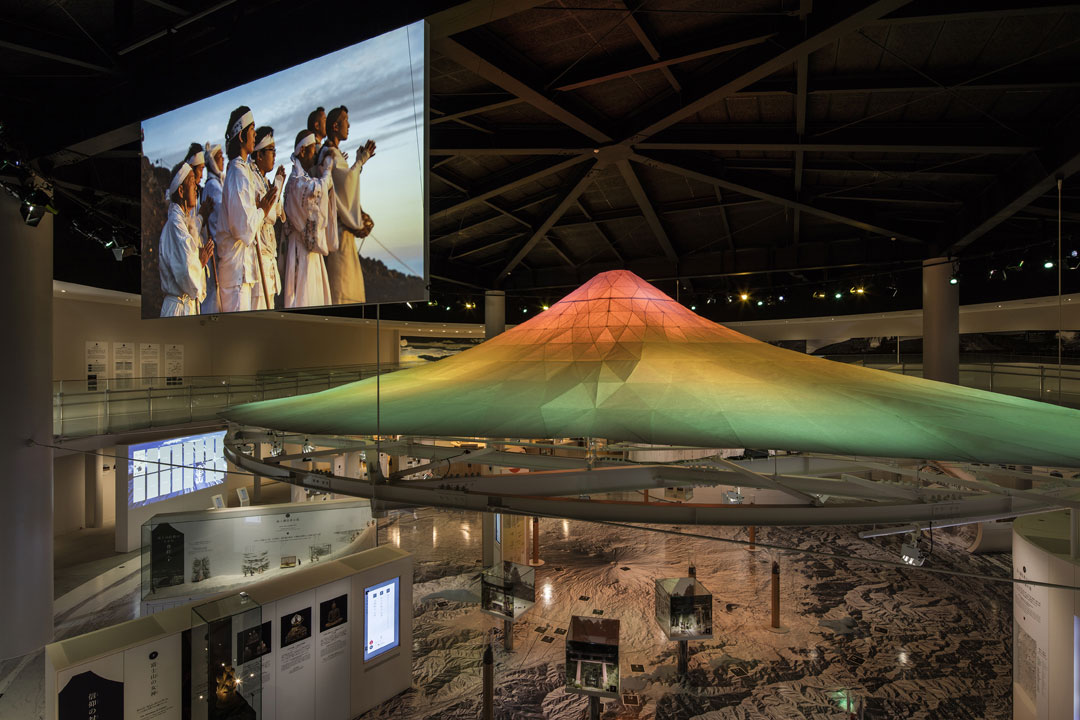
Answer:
[529,515,544,567]
[588,695,601,720]
[482,643,494,720]
[503,618,514,651]
[922,256,959,384]
[767,560,789,634]
[0,194,54,660]
[677,639,689,678]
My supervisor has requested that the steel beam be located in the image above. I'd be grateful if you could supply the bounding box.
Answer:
[497,163,599,280]
[632,152,921,242]
[618,159,680,265]
[948,140,1080,254]
[627,0,913,142]
[433,155,591,218]
[435,37,612,143]
[617,0,680,93]
[555,34,776,92]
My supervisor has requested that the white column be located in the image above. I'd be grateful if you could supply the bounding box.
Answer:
[0,194,54,659]
[485,290,505,340]
[922,257,959,384]
[84,450,104,528]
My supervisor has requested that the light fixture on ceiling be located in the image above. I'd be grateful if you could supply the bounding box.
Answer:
[900,530,926,566]
[739,292,749,301]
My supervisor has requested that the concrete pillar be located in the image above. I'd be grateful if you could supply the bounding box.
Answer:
[529,515,544,567]
[485,290,506,340]
[0,194,53,659]
[922,257,959,384]
[482,512,496,568]
[84,450,104,528]
[251,442,262,504]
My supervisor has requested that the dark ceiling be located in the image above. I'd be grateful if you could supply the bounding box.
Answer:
[4,0,1080,323]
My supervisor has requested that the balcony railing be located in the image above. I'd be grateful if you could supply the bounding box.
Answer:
[52,362,414,439]
[52,356,1080,439]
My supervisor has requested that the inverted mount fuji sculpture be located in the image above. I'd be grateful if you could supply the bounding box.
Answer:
[226,270,1080,466]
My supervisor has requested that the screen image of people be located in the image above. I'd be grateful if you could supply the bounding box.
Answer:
[140,21,426,318]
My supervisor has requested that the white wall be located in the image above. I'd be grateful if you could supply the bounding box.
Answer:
[53,291,400,381]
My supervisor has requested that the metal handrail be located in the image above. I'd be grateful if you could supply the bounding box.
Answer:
[52,362,417,439]
[52,357,1080,439]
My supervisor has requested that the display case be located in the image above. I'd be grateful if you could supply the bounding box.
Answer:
[565,616,620,698]
[480,561,536,620]
[664,486,694,501]
[654,577,713,640]
[191,592,263,720]
[141,499,375,611]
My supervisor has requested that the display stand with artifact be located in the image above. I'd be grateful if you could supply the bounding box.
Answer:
[191,592,263,720]
[654,568,713,680]
[480,560,535,651]
[566,615,620,720]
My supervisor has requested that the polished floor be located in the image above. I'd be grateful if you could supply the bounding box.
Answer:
[0,508,1012,719]
[365,510,1012,720]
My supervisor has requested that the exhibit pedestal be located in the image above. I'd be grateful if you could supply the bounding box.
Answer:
[528,516,545,567]
[482,643,494,720]
[588,695,601,720]
[767,561,789,633]
[503,618,514,651]
[676,640,688,678]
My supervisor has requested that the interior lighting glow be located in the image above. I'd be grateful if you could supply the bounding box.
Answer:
[542,305,549,311]
[739,293,749,301]
[756,300,763,306]
[834,292,842,299]
[949,276,958,285]
[1045,261,1055,269]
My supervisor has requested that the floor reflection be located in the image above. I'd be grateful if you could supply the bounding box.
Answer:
[368,508,1012,720]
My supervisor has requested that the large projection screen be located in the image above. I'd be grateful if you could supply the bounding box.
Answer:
[140,20,427,318]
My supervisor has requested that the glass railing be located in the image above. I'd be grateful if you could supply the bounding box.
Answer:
[821,355,1080,408]
[52,356,1080,439]
[52,362,415,438]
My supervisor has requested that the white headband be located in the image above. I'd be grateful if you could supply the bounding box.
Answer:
[294,133,316,154]
[253,133,274,152]
[185,150,205,166]
[168,163,192,199]
[228,110,254,140]
[205,142,222,157]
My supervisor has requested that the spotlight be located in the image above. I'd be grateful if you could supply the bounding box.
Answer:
[405,301,413,309]
[778,295,784,301]
[739,293,749,301]
[834,292,842,300]
[444,306,450,311]
[949,275,958,285]
[1044,260,1055,269]
[850,286,865,295]
[112,246,124,262]
[690,305,696,310]
[541,305,549,311]
[756,300,763,306]
[427,300,437,307]
[20,188,52,227]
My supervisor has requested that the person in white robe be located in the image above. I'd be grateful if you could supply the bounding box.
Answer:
[283,131,335,308]
[200,142,226,314]
[319,105,376,305]
[217,106,280,313]
[159,163,214,316]
[248,126,285,309]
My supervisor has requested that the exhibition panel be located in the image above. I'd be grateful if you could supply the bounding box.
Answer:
[141,499,375,613]
[45,546,412,720]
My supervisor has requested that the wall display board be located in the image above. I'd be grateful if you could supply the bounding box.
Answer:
[114,342,136,388]
[364,577,399,662]
[164,344,184,386]
[654,578,713,640]
[500,514,529,566]
[480,561,535,620]
[85,340,108,390]
[139,20,428,318]
[46,546,413,720]
[565,616,620,699]
[129,430,227,509]
[141,499,375,611]
[139,343,161,382]
[1013,527,1051,719]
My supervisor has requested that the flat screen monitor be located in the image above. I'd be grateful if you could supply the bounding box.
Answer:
[364,576,400,662]
[128,430,227,508]
[140,20,427,318]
